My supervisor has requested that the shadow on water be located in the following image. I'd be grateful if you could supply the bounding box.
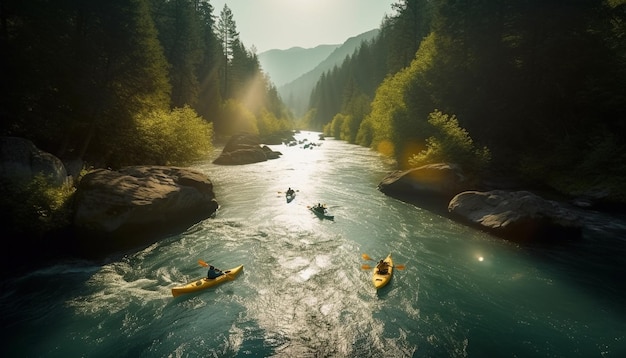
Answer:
[520,226,626,315]
[383,190,626,316]
[375,281,394,299]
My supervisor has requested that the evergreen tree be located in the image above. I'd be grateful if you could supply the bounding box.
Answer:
[150,0,203,108]
[194,0,223,122]
[81,0,172,167]
[386,0,434,72]
[215,4,239,98]
[0,0,172,167]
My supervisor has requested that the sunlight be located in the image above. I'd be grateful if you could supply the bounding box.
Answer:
[402,140,425,166]
[240,73,266,119]
[377,140,394,157]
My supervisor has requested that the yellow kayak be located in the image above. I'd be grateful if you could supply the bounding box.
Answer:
[372,254,393,289]
[171,265,244,297]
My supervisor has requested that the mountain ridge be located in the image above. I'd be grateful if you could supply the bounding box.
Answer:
[258,44,341,87]
[275,28,380,117]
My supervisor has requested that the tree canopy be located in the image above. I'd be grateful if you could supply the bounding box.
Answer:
[309,0,626,200]
[0,0,293,168]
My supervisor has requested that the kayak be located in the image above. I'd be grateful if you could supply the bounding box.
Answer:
[171,264,244,297]
[372,254,393,289]
[286,192,296,203]
[310,205,334,220]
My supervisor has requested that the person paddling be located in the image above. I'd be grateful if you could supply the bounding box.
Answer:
[207,265,224,279]
[376,260,389,275]
[315,203,325,213]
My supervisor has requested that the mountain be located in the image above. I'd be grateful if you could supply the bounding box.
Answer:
[258,45,340,87]
[277,28,380,117]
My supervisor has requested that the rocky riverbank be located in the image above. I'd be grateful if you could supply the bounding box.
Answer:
[377,163,624,243]
[2,135,623,275]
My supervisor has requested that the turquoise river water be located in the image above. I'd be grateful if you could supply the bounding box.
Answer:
[1,131,625,357]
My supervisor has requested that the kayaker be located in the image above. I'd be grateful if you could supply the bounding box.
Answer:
[207,265,224,279]
[287,187,295,196]
[376,260,389,275]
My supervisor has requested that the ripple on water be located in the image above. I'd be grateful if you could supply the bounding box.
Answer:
[5,132,626,357]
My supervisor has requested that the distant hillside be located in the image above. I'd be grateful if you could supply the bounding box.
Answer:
[258,45,340,87]
[278,29,380,117]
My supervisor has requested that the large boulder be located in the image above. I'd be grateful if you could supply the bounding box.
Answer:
[213,132,282,165]
[73,166,218,256]
[378,163,472,212]
[448,190,582,242]
[0,136,67,186]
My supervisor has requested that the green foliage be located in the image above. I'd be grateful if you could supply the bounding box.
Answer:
[297,109,318,130]
[355,119,374,148]
[357,72,408,156]
[1,0,291,167]
[129,106,213,166]
[1,175,75,238]
[385,0,435,73]
[310,0,626,202]
[257,109,291,136]
[326,113,346,139]
[150,0,204,108]
[324,112,360,143]
[357,33,438,161]
[520,129,626,202]
[215,4,240,63]
[340,91,371,143]
[339,114,358,142]
[409,110,491,173]
[218,99,258,136]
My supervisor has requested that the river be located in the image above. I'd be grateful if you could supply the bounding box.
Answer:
[1,131,625,357]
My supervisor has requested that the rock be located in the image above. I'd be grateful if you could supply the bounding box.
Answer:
[62,157,85,185]
[73,166,218,256]
[570,187,617,210]
[0,136,67,187]
[448,190,582,242]
[213,148,268,165]
[262,145,282,159]
[378,163,471,213]
[260,131,296,145]
[213,132,282,165]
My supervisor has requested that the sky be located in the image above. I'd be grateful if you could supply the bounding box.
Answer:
[210,0,396,53]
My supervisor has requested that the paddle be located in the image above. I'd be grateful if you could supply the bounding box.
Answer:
[361,264,405,270]
[307,204,327,209]
[198,259,232,279]
[361,254,405,270]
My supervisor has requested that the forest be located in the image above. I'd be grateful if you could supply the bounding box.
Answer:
[308,0,626,203]
[1,0,626,244]
[0,0,295,242]
[0,0,293,169]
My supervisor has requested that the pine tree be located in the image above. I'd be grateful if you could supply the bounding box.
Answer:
[194,0,223,121]
[150,0,203,108]
[215,4,239,98]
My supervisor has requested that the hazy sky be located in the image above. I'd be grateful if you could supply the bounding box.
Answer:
[210,0,395,53]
